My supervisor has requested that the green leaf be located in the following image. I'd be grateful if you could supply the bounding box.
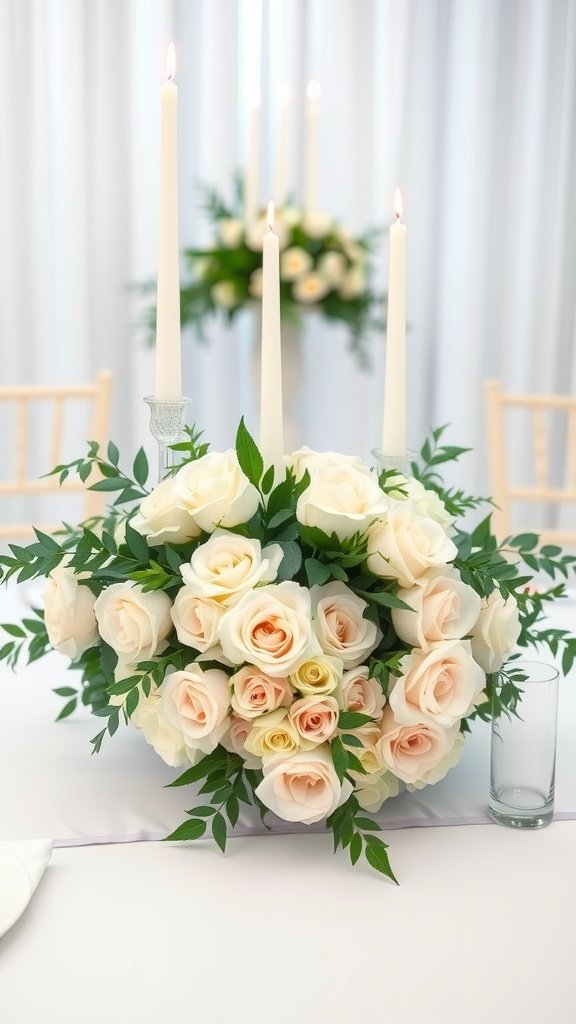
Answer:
[212,812,228,853]
[235,417,263,487]
[2,624,26,638]
[341,733,364,748]
[261,465,275,495]
[349,832,363,866]
[364,835,398,883]
[355,589,412,611]
[276,541,303,581]
[133,448,149,487]
[355,817,382,832]
[53,687,78,698]
[185,805,216,817]
[125,688,139,719]
[304,558,332,587]
[124,521,150,561]
[338,711,373,730]
[107,440,120,465]
[164,818,207,842]
[166,749,228,787]
[89,476,128,492]
[56,697,77,721]
[331,736,348,784]
[226,794,240,827]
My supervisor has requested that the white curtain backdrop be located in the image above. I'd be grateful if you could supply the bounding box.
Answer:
[0,0,575,518]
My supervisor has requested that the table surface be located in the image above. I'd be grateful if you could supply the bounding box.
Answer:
[1,583,576,1024]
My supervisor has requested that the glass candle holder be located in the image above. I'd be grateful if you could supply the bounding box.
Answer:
[144,396,190,484]
[371,449,416,478]
[489,660,560,829]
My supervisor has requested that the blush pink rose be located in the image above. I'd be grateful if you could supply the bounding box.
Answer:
[230,665,292,719]
[377,706,460,786]
[389,641,485,728]
[340,665,386,721]
[311,582,381,668]
[159,663,230,755]
[255,745,353,824]
[289,695,339,747]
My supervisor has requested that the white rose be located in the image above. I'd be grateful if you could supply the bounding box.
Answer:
[302,213,333,238]
[249,268,263,298]
[378,706,460,786]
[280,246,313,281]
[179,529,283,607]
[159,663,230,754]
[211,281,237,309]
[173,450,259,534]
[338,265,365,299]
[366,503,458,587]
[389,640,485,728]
[218,217,244,248]
[403,479,455,533]
[292,271,330,304]
[218,581,321,676]
[340,665,386,720]
[43,566,98,660]
[255,744,353,824]
[296,462,390,541]
[131,688,195,768]
[343,722,385,775]
[287,446,369,482]
[391,567,482,648]
[170,589,224,652]
[471,590,521,673]
[243,708,300,759]
[131,477,200,546]
[221,714,260,769]
[290,654,343,696]
[94,583,172,662]
[317,250,346,287]
[352,770,400,812]
[406,733,465,790]
[289,694,339,748]
[312,582,381,667]
[230,665,292,719]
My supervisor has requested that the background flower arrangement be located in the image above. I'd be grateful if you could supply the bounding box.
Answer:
[1,423,575,880]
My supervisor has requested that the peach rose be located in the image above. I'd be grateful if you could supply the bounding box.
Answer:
[391,567,481,648]
[159,663,230,755]
[289,695,339,747]
[378,706,460,786]
[170,589,224,652]
[255,745,353,824]
[366,503,457,587]
[471,590,521,673]
[179,529,283,607]
[406,734,465,790]
[311,582,381,667]
[230,665,292,719]
[340,666,386,721]
[94,582,172,663]
[389,641,485,728]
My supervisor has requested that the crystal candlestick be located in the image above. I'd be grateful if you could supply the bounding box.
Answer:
[144,396,190,483]
[371,449,416,478]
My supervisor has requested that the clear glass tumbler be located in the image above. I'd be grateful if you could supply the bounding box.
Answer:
[489,661,559,829]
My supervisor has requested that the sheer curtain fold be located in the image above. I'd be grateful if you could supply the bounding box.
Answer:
[0,0,574,494]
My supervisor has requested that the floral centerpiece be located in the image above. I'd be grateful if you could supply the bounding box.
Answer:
[152,182,383,366]
[1,422,575,881]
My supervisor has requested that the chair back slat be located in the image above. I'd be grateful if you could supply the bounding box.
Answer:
[532,408,549,488]
[15,397,29,483]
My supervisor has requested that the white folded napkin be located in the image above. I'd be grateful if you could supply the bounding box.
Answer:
[0,839,52,939]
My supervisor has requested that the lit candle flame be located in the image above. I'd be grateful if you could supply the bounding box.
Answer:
[306,80,321,103]
[394,188,403,221]
[166,41,176,81]
[267,199,275,230]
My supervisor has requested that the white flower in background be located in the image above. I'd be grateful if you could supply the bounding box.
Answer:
[296,461,390,540]
[246,215,288,251]
[302,212,333,238]
[211,280,237,308]
[311,582,382,668]
[391,567,482,648]
[255,744,353,824]
[132,477,200,546]
[179,530,283,607]
[159,663,230,755]
[243,708,300,759]
[230,665,292,719]
[170,589,224,652]
[406,733,465,790]
[94,582,172,663]
[218,581,321,676]
[287,446,369,482]
[220,714,260,769]
[352,770,401,812]
[289,694,339,748]
[43,565,98,660]
[131,687,195,768]
[389,640,485,728]
[217,217,244,248]
[343,722,385,775]
[317,250,347,287]
[366,502,458,587]
[338,265,366,299]
[173,450,259,534]
[280,246,313,281]
[276,205,300,228]
[193,256,210,280]
[340,665,386,721]
[290,654,343,696]
[337,233,365,263]
[471,590,521,673]
[292,271,330,304]
[249,268,263,298]
[378,707,460,786]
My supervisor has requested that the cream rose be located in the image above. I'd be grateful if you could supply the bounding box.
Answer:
[220,714,260,769]
[297,462,390,541]
[255,744,353,824]
[173,450,259,534]
[290,654,343,696]
[292,272,330,304]
[94,583,172,662]
[352,770,401,812]
[317,250,346,287]
[391,567,482,648]
[343,722,385,775]
[338,265,365,299]
[378,707,460,786]
[287,446,369,482]
[471,590,521,673]
[218,217,243,248]
[289,695,339,748]
[230,665,292,719]
[366,503,458,587]
[302,212,333,238]
[179,529,283,607]
[340,665,386,721]
[170,589,224,652]
[131,688,194,768]
[211,281,237,308]
[312,582,381,667]
[159,663,230,754]
[280,246,313,281]
[43,566,98,660]
[131,477,200,546]
[218,581,321,676]
[243,708,300,759]
[389,640,485,727]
